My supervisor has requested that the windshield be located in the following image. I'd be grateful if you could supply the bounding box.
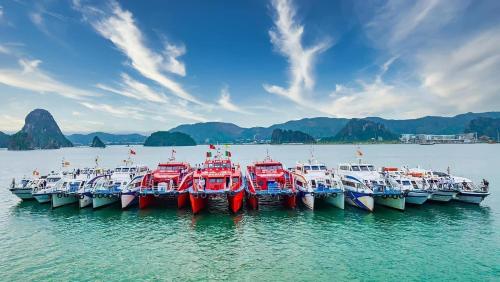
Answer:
[319,166,327,171]
[351,166,360,171]
[360,166,369,171]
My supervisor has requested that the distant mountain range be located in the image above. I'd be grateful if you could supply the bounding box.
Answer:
[144,131,196,146]
[168,112,500,144]
[66,132,147,146]
[2,110,499,149]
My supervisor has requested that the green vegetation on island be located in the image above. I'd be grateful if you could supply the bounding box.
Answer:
[320,119,398,143]
[8,109,73,150]
[270,129,315,144]
[67,132,147,145]
[465,117,500,141]
[0,131,9,148]
[90,136,106,148]
[144,131,196,147]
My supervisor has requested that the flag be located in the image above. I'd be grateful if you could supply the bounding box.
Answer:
[225,151,231,157]
[206,152,212,158]
[63,161,70,167]
[356,149,363,157]
[209,144,216,150]
[130,149,136,155]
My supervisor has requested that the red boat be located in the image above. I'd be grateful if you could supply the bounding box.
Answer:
[189,146,244,214]
[138,154,193,209]
[245,155,297,210]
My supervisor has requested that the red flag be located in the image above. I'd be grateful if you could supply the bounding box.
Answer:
[130,149,136,155]
[225,151,231,157]
[209,144,216,150]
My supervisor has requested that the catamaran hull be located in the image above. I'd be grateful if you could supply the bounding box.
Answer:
[406,191,429,205]
[34,194,51,204]
[454,192,489,204]
[93,196,118,209]
[189,194,208,214]
[301,193,314,210]
[121,193,137,209]
[245,193,296,210]
[429,191,456,202]
[324,193,345,209]
[9,188,34,200]
[52,193,78,208]
[79,195,92,208]
[228,190,244,213]
[345,191,374,212]
[375,195,405,211]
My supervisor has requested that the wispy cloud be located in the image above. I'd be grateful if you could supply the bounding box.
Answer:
[0,58,98,100]
[263,0,331,103]
[0,114,24,132]
[217,86,251,114]
[96,73,168,103]
[80,101,145,120]
[74,1,201,105]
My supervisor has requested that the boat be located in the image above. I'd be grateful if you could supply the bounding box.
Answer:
[33,171,64,204]
[337,164,374,211]
[189,146,244,214]
[8,176,40,200]
[291,157,344,210]
[51,168,106,208]
[136,154,193,209]
[450,176,490,204]
[422,170,457,202]
[92,164,148,209]
[384,167,429,205]
[77,174,108,208]
[245,155,297,210]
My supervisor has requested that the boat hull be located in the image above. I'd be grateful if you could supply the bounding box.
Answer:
[9,188,34,200]
[121,193,138,209]
[189,194,208,214]
[406,191,429,205]
[454,192,489,204]
[93,195,118,209]
[79,195,92,208]
[138,192,189,209]
[374,195,405,211]
[227,190,244,213]
[301,193,314,210]
[34,194,51,204]
[429,191,456,202]
[52,193,78,208]
[345,191,374,212]
[324,193,345,209]
[246,193,296,210]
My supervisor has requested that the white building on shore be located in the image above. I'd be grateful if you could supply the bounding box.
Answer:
[400,133,477,144]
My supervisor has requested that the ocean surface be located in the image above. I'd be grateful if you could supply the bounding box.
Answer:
[0,144,499,281]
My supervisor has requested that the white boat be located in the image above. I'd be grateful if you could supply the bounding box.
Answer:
[120,175,145,209]
[77,174,108,208]
[33,172,63,204]
[92,165,148,209]
[450,176,490,204]
[384,168,429,205]
[291,158,344,210]
[337,164,375,211]
[9,177,40,200]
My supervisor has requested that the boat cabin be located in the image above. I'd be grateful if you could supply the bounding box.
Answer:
[247,160,290,190]
[194,159,241,191]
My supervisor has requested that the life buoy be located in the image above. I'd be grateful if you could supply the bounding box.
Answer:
[332,193,337,198]
[57,193,62,198]
[382,194,387,199]
[79,194,84,199]
[399,194,404,199]
[201,193,207,199]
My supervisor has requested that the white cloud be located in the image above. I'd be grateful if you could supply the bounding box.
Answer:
[80,101,145,120]
[0,114,24,132]
[75,1,201,104]
[0,58,98,100]
[0,44,10,54]
[263,0,331,103]
[0,6,4,20]
[97,73,168,103]
[217,86,251,114]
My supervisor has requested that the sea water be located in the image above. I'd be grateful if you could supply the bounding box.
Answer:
[0,144,499,281]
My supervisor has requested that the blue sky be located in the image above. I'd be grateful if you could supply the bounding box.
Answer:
[0,0,499,133]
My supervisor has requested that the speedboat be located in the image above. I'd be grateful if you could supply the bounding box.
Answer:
[245,155,296,210]
[92,165,148,209]
[337,164,374,211]
[450,176,490,204]
[384,168,429,205]
[9,177,41,200]
[422,170,457,202]
[33,172,64,204]
[50,168,106,208]
[77,174,108,208]
[189,147,244,214]
[137,157,193,209]
[291,158,344,210]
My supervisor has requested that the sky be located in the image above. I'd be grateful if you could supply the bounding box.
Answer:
[0,0,500,134]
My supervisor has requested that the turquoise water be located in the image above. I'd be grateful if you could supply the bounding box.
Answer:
[1,145,499,281]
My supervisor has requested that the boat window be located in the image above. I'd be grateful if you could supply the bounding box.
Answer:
[325,179,331,185]
[367,165,375,171]
[130,168,136,172]
[304,166,311,171]
[208,163,214,168]
[232,177,239,183]
[402,180,411,185]
[311,166,319,171]
[48,177,61,183]
[310,180,316,187]
[360,166,369,171]
[396,180,401,184]
[340,166,349,171]
[209,178,224,183]
[296,166,302,171]
[115,168,121,172]
[121,168,129,172]
[319,166,327,171]
[351,166,360,171]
